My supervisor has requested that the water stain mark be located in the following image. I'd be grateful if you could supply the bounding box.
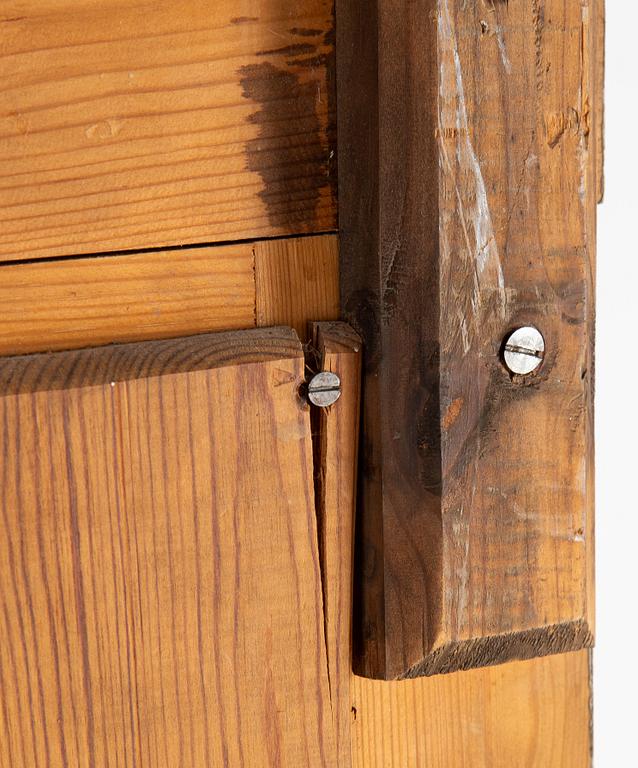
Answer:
[238,13,336,231]
[257,43,318,58]
[289,27,324,37]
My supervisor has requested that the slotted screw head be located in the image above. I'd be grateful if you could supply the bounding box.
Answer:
[503,326,545,375]
[307,371,341,407]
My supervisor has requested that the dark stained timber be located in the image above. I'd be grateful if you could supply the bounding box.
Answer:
[337,0,598,679]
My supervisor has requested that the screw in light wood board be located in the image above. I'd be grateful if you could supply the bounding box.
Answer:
[308,371,342,407]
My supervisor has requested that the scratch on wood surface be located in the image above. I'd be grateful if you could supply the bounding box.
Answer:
[438,0,506,332]
[545,108,581,148]
[444,504,470,639]
[487,1,512,74]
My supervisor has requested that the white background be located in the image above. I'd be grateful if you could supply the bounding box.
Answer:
[595,3,638,765]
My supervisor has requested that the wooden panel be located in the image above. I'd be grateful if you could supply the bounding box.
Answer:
[338,0,596,678]
[256,236,340,340]
[0,0,336,262]
[351,651,592,768]
[0,234,340,355]
[0,244,255,355]
[312,322,362,768]
[0,327,337,766]
[310,322,592,767]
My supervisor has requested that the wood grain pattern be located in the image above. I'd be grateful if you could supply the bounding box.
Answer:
[0,0,336,261]
[0,244,256,355]
[0,234,340,355]
[351,651,592,768]
[312,322,362,768]
[0,230,594,764]
[310,324,592,767]
[338,0,597,679]
[0,326,337,766]
[256,236,340,340]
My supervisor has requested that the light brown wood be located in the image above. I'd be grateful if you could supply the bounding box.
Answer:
[256,236,340,340]
[351,651,592,768]
[0,234,340,355]
[310,320,592,767]
[312,322,362,768]
[0,326,337,766]
[0,244,255,355]
[0,0,336,262]
[338,0,597,679]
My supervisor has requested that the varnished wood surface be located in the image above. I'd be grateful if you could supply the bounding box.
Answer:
[0,326,337,766]
[0,0,336,261]
[0,234,339,355]
[338,0,597,679]
[0,325,302,394]
[0,244,256,354]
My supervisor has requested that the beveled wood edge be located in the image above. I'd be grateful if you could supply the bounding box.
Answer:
[400,620,594,681]
[0,326,303,395]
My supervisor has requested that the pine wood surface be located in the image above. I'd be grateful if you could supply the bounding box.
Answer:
[350,650,592,768]
[312,321,362,768]
[0,235,340,355]
[0,326,337,767]
[338,0,598,679]
[0,0,336,262]
[257,235,340,339]
[0,0,599,750]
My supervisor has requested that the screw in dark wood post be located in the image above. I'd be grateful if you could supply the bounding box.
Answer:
[503,326,545,375]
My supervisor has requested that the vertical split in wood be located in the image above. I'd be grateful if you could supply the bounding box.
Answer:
[310,321,363,768]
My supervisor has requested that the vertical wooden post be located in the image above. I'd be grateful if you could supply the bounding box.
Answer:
[338,0,597,679]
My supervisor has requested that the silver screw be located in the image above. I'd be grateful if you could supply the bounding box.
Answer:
[503,326,545,375]
[307,371,341,407]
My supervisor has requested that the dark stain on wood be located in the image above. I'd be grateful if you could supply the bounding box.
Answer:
[289,27,324,37]
[238,19,336,231]
[338,0,595,680]
[257,43,318,58]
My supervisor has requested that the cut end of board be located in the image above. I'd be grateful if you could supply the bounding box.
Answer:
[398,621,595,681]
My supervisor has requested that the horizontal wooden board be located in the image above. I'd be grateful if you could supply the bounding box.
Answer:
[0,244,256,354]
[0,0,336,261]
[0,326,337,766]
[0,234,340,355]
